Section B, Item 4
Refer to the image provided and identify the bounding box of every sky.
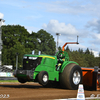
[0,0,100,57]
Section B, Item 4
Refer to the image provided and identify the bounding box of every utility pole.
[56,33,61,52]
[0,19,5,70]
[16,53,19,70]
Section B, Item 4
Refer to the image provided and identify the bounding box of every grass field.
[0,80,18,82]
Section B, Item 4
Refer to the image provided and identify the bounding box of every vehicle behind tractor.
[13,36,100,90]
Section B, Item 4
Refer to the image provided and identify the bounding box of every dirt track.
[0,82,100,100]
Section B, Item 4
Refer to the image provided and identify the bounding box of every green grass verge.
[0,80,18,82]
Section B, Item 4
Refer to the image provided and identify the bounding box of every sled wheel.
[38,71,49,87]
[17,78,26,83]
[60,63,82,90]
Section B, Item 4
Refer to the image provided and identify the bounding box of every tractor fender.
[60,61,79,73]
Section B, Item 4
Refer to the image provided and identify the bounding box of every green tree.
[78,48,84,54]
[2,25,31,68]
[68,50,88,67]
[36,29,56,55]
[84,54,95,67]
[99,52,100,57]
[85,48,90,54]
[58,46,62,51]
[26,31,38,51]
[66,46,70,51]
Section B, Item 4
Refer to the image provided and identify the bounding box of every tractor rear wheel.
[60,63,82,90]
[38,71,49,87]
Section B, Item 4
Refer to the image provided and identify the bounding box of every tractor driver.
[56,52,65,71]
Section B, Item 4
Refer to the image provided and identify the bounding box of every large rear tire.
[60,63,82,90]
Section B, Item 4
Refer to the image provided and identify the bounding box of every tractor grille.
[23,57,42,70]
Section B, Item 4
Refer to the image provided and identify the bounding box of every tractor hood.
[23,54,56,70]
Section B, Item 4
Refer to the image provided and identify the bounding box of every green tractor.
[13,38,82,90]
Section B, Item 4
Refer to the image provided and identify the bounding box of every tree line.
[1,25,100,68]
[58,46,100,67]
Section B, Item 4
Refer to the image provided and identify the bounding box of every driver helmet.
[60,53,65,58]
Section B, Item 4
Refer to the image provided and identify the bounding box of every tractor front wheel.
[17,78,27,83]
[60,63,82,90]
[38,71,49,87]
